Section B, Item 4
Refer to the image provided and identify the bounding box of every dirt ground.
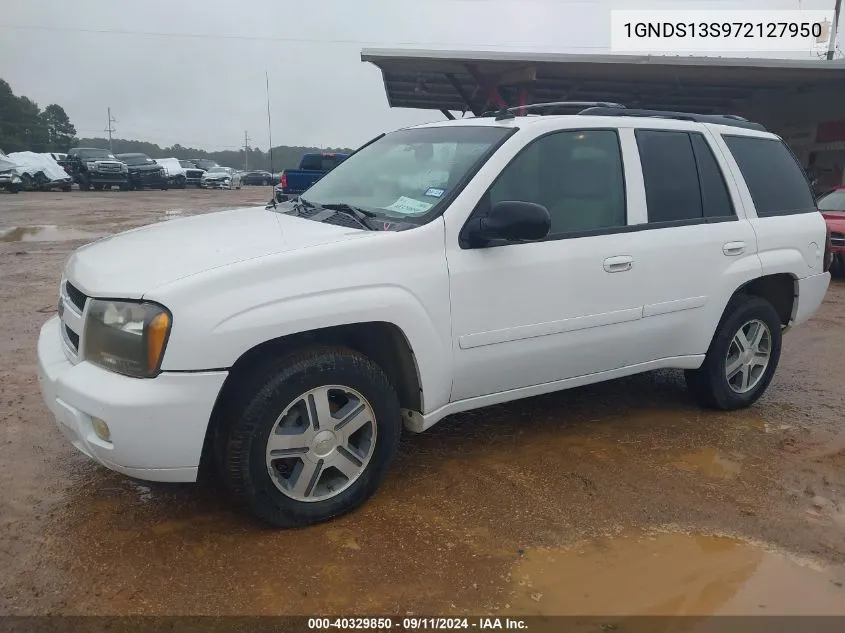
[1,189,845,617]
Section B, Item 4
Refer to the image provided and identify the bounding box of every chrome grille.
[831,232,845,247]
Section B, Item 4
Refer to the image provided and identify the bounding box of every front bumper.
[202,179,230,189]
[130,172,167,188]
[37,316,228,482]
[87,172,127,183]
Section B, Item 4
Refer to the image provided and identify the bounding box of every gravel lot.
[1,189,845,616]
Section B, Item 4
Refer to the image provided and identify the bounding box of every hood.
[202,171,231,179]
[64,206,370,298]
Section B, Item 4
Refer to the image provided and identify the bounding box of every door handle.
[723,241,746,256]
[603,255,633,273]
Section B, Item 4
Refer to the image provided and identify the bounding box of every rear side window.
[722,135,816,216]
[636,130,735,223]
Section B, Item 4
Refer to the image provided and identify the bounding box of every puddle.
[0,225,103,242]
[509,532,845,616]
[672,448,742,479]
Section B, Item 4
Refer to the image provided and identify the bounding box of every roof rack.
[480,101,627,119]
[577,106,767,131]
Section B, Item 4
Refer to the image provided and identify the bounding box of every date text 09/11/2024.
[307,618,528,630]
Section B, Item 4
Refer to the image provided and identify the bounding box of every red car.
[818,186,845,274]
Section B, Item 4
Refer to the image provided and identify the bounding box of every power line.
[0,23,610,50]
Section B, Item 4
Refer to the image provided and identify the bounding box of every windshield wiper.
[317,203,378,230]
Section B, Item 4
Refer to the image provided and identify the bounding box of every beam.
[445,73,481,116]
[466,64,507,110]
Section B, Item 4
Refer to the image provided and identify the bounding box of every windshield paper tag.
[385,196,434,215]
[424,187,445,198]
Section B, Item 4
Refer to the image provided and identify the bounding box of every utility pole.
[828,0,842,60]
[266,70,274,177]
[243,131,250,171]
[105,108,117,153]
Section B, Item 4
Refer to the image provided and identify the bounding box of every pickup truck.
[61,147,129,191]
[276,151,348,199]
[38,106,831,529]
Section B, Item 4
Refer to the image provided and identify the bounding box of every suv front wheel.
[219,347,402,527]
[685,295,782,410]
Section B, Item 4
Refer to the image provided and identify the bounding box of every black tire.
[93,183,103,191]
[219,346,402,528]
[684,294,782,410]
[8,184,20,194]
[61,185,72,192]
[177,176,186,189]
[78,176,90,191]
[119,183,129,191]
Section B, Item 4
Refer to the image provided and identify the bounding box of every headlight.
[86,161,98,170]
[83,299,172,378]
[120,163,128,172]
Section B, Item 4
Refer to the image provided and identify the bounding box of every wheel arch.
[734,273,796,327]
[199,321,423,475]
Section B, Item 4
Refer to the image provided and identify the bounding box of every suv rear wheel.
[218,346,402,527]
[685,295,782,410]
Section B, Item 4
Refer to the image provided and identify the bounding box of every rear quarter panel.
[709,129,827,279]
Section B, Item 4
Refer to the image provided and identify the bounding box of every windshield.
[818,189,845,211]
[78,149,116,160]
[301,126,511,220]
[179,161,195,168]
[118,154,151,166]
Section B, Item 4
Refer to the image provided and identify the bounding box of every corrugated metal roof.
[361,49,845,115]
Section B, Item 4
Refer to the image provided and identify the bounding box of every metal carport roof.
[361,48,845,117]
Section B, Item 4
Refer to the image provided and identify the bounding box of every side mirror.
[465,200,551,247]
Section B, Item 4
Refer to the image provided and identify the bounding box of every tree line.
[76,137,352,172]
[0,79,77,153]
[1,78,351,170]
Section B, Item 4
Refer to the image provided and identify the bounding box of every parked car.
[62,148,129,191]
[189,158,219,171]
[201,166,241,189]
[241,170,274,186]
[179,160,205,187]
[37,108,830,528]
[818,186,845,275]
[115,153,169,191]
[154,158,205,189]
[275,152,348,199]
[6,151,73,191]
[0,149,23,193]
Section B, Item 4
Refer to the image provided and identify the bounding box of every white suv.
[37,105,831,527]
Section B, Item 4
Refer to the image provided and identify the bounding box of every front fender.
[150,220,453,413]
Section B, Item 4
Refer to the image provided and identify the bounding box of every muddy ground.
[1,189,844,617]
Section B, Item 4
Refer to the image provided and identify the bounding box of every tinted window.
[488,130,626,235]
[636,130,702,223]
[690,134,734,218]
[723,135,816,216]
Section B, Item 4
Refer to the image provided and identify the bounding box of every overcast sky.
[1,0,840,151]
